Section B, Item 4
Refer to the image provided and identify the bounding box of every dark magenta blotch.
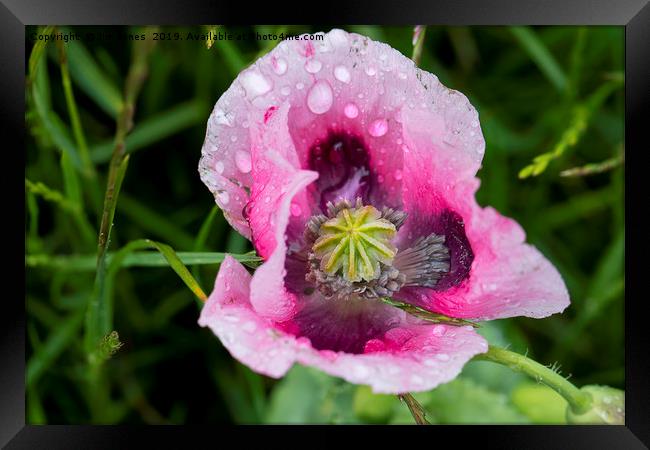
[307,132,374,212]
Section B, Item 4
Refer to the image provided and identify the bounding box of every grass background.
[25,25,624,424]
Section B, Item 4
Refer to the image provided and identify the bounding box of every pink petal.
[199,256,488,394]
[199,29,486,232]
[395,157,570,320]
[245,104,318,321]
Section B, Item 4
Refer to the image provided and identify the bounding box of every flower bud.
[566,385,624,424]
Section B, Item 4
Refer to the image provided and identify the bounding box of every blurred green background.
[25,25,624,424]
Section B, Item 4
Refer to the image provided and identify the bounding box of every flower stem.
[473,345,592,414]
[398,393,430,425]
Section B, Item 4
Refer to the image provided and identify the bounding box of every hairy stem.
[473,345,592,414]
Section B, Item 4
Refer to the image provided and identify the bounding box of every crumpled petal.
[199,29,485,234]
[199,256,488,394]
[395,115,570,319]
[246,103,318,321]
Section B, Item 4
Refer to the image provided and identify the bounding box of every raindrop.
[394,170,403,180]
[215,161,225,174]
[272,57,288,75]
[290,203,302,216]
[304,59,322,73]
[235,150,252,173]
[240,70,272,99]
[343,102,359,119]
[368,118,388,137]
[307,80,333,114]
[217,191,230,205]
[334,65,351,84]
[365,66,377,76]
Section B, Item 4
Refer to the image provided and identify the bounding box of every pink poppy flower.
[198,29,569,393]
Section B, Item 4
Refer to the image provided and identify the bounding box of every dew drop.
[214,109,234,127]
[272,57,288,75]
[215,161,224,174]
[304,59,322,73]
[368,118,388,137]
[240,69,272,99]
[343,102,359,119]
[334,65,351,83]
[307,80,333,115]
[217,191,230,205]
[235,150,252,173]
[296,82,304,90]
[290,203,302,216]
[280,85,291,96]
[365,66,377,76]
[436,353,450,361]
[394,169,403,180]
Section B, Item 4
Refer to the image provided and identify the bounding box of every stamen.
[393,233,450,288]
[304,198,451,301]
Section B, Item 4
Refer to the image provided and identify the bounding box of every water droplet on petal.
[334,65,351,83]
[215,161,224,174]
[235,150,252,173]
[394,170,403,180]
[214,109,234,127]
[307,80,333,115]
[272,57,288,75]
[296,82,304,90]
[304,59,322,73]
[343,102,359,119]
[368,118,388,137]
[290,203,302,216]
[240,70,272,99]
[280,85,291,96]
[436,353,450,361]
[365,66,377,76]
[217,191,230,205]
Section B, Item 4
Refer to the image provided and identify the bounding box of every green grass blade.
[89,100,206,163]
[62,36,123,118]
[27,310,84,388]
[117,194,196,250]
[26,251,262,271]
[510,26,567,93]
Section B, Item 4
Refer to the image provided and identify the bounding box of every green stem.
[411,26,427,66]
[473,345,592,414]
[398,393,430,425]
[96,27,158,260]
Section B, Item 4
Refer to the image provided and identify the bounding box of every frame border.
[10,0,649,447]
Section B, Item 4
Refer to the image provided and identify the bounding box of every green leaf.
[265,365,359,424]
[422,378,530,424]
[511,382,568,424]
[353,385,396,423]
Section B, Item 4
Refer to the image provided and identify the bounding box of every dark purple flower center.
[279,131,476,354]
[308,132,373,212]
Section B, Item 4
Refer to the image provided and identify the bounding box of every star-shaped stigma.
[312,203,398,283]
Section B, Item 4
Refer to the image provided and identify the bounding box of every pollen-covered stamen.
[393,233,451,288]
[312,202,397,283]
